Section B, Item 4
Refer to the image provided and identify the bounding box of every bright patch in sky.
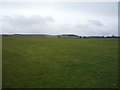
[0,2,118,36]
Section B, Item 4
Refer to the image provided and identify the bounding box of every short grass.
[2,36,118,88]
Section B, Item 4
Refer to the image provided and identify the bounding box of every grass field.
[2,36,118,88]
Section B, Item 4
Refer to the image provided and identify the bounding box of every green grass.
[2,36,118,88]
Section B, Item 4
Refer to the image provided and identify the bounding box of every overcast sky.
[0,2,118,36]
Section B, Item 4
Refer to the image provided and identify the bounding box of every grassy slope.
[2,36,118,88]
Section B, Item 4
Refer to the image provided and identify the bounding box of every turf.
[2,36,118,88]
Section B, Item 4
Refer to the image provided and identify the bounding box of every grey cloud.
[88,19,104,27]
[2,15,54,34]
[46,16,54,22]
[1,15,117,36]
[73,24,97,35]
[73,21,117,36]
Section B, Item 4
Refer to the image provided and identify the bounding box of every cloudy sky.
[0,2,118,36]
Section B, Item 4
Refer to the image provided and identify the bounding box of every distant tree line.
[58,34,120,38]
[2,34,120,38]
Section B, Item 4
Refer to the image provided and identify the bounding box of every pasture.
[2,36,118,88]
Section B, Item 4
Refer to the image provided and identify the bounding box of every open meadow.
[2,36,118,88]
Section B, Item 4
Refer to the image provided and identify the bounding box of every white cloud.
[0,2,118,36]
[0,0,119,2]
